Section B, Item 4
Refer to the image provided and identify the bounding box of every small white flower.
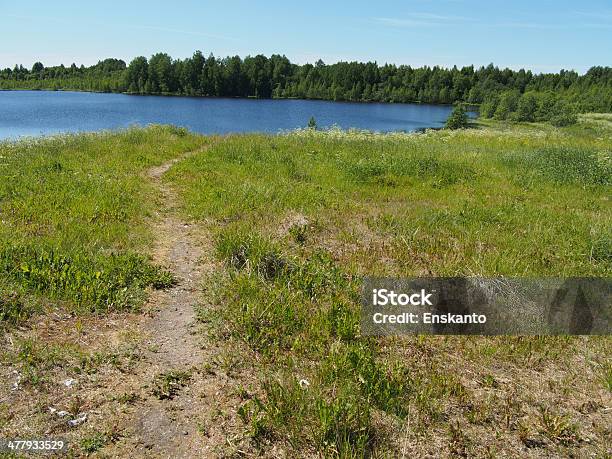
[298,378,310,389]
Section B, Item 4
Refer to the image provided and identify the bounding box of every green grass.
[80,431,109,453]
[0,118,610,456]
[165,118,611,456]
[167,123,610,278]
[0,125,206,321]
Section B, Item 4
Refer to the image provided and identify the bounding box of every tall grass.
[167,123,610,278]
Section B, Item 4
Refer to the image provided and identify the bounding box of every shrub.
[550,103,578,127]
[445,105,469,129]
[514,92,538,122]
[479,95,499,118]
[535,91,558,121]
[494,91,520,120]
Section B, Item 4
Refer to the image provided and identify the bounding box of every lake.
[0,90,455,139]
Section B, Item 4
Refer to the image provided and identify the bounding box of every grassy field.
[0,117,610,457]
[0,126,207,323]
[164,116,611,456]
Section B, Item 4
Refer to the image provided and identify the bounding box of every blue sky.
[2,0,611,73]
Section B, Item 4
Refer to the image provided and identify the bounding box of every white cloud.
[375,17,440,27]
[374,12,470,28]
[495,21,611,30]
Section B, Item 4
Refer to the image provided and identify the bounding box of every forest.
[1,52,611,114]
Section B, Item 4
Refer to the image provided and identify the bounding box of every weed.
[161,121,611,456]
[237,397,271,444]
[67,395,86,416]
[501,146,611,186]
[152,370,192,400]
[449,422,471,457]
[11,338,70,387]
[4,121,610,456]
[590,235,611,263]
[481,374,499,388]
[80,426,120,453]
[0,125,205,321]
[80,432,107,453]
[538,407,580,446]
[314,395,372,457]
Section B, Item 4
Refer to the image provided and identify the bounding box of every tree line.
[1,52,610,113]
[480,90,579,126]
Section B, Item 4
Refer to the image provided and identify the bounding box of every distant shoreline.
[0,87,476,108]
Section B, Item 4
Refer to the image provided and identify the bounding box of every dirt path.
[122,143,234,458]
[145,157,204,369]
[0,140,245,457]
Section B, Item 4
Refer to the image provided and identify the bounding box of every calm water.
[0,90,455,139]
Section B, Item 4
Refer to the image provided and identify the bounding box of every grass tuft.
[152,369,192,400]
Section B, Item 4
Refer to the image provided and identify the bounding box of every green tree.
[535,92,558,121]
[514,92,538,121]
[148,53,175,93]
[188,51,205,94]
[479,94,499,118]
[445,105,469,129]
[244,55,271,98]
[125,56,148,93]
[31,62,44,74]
[494,90,520,120]
[224,56,246,96]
